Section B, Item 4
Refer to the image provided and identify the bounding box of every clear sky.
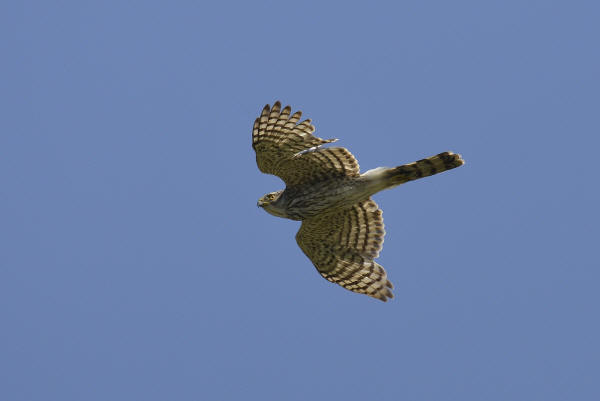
[2,1,599,400]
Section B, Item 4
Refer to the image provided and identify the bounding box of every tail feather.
[384,151,464,187]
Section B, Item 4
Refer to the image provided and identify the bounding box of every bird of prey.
[253,101,464,301]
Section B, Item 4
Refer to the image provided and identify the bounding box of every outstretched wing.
[295,198,394,301]
[252,101,360,187]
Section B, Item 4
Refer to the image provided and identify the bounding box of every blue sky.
[2,1,599,400]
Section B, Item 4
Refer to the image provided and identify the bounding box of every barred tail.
[383,151,464,188]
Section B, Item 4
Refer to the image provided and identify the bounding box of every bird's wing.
[295,198,393,301]
[252,101,360,187]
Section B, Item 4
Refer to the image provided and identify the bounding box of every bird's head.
[257,190,287,218]
[257,190,282,207]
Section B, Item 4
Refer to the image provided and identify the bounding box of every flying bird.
[253,101,464,301]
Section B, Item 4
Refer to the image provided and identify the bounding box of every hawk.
[253,101,464,301]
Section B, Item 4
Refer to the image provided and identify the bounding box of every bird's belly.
[284,180,368,219]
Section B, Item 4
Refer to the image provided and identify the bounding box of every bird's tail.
[386,151,464,186]
[363,152,464,191]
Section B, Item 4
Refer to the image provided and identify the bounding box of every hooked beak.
[257,200,264,208]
